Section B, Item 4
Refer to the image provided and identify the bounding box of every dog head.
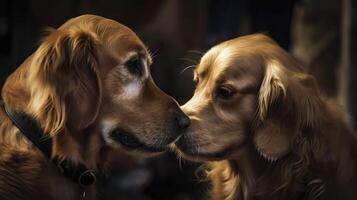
[25,15,189,160]
[175,34,322,162]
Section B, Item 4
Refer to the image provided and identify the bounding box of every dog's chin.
[104,128,179,154]
[174,145,227,162]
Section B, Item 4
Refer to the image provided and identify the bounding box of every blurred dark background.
[0,0,356,199]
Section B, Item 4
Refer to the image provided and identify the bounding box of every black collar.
[4,104,97,187]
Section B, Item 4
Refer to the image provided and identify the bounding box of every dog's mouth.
[174,134,245,161]
[107,128,178,153]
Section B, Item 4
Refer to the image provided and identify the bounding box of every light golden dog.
[175,34,357,200]
[0,15,189,200]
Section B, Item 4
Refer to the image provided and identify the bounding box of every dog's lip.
[175,144,229,161]
[125,142,166,153]
[174,134,246,161]
[109,128,180,153]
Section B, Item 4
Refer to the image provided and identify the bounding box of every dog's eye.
[126,57,143,76]
[215,86,235,99]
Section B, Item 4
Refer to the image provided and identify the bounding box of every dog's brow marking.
[114,51,149,101]
[141,57,149,80]
[120,80,142,100]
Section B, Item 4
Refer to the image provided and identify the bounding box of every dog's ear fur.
[254,59,323,160]
[27,28,102,134]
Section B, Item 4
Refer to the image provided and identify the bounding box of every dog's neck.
[207,144,269,200]
[225,124,357,200]
[1,61,104,169]
[0,67,94,198]
[228,145,270,199]
[311,118,357,198]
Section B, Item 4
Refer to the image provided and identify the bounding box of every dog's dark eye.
[126,57,143,76]
[215,86,235,99]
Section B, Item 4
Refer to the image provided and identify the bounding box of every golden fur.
[175,34,357,200]
[0,15,187,200]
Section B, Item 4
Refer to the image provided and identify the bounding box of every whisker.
[147,47,160,59]
[177,152,184,169]
[186,50,204,55]
[178,57,198,64]
[195,142,201,161]
[180,65,196,75]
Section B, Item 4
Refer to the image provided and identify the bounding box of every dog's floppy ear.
[28,28,102,134]
[254,59,322,161]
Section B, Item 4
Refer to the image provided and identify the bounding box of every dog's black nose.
[175,112,190,129]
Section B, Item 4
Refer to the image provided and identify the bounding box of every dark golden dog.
[0,15,189,200]
[175,34,357,200]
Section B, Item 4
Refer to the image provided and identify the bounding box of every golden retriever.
[0,15,189,200]
[174,34,357,200]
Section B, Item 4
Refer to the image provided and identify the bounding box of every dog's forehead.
[110,42,148,62]
[106,29,147,57]
[59,15,149,61]
[198,46,262,81]
[104,33,152,68]
[196,46,223,77]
